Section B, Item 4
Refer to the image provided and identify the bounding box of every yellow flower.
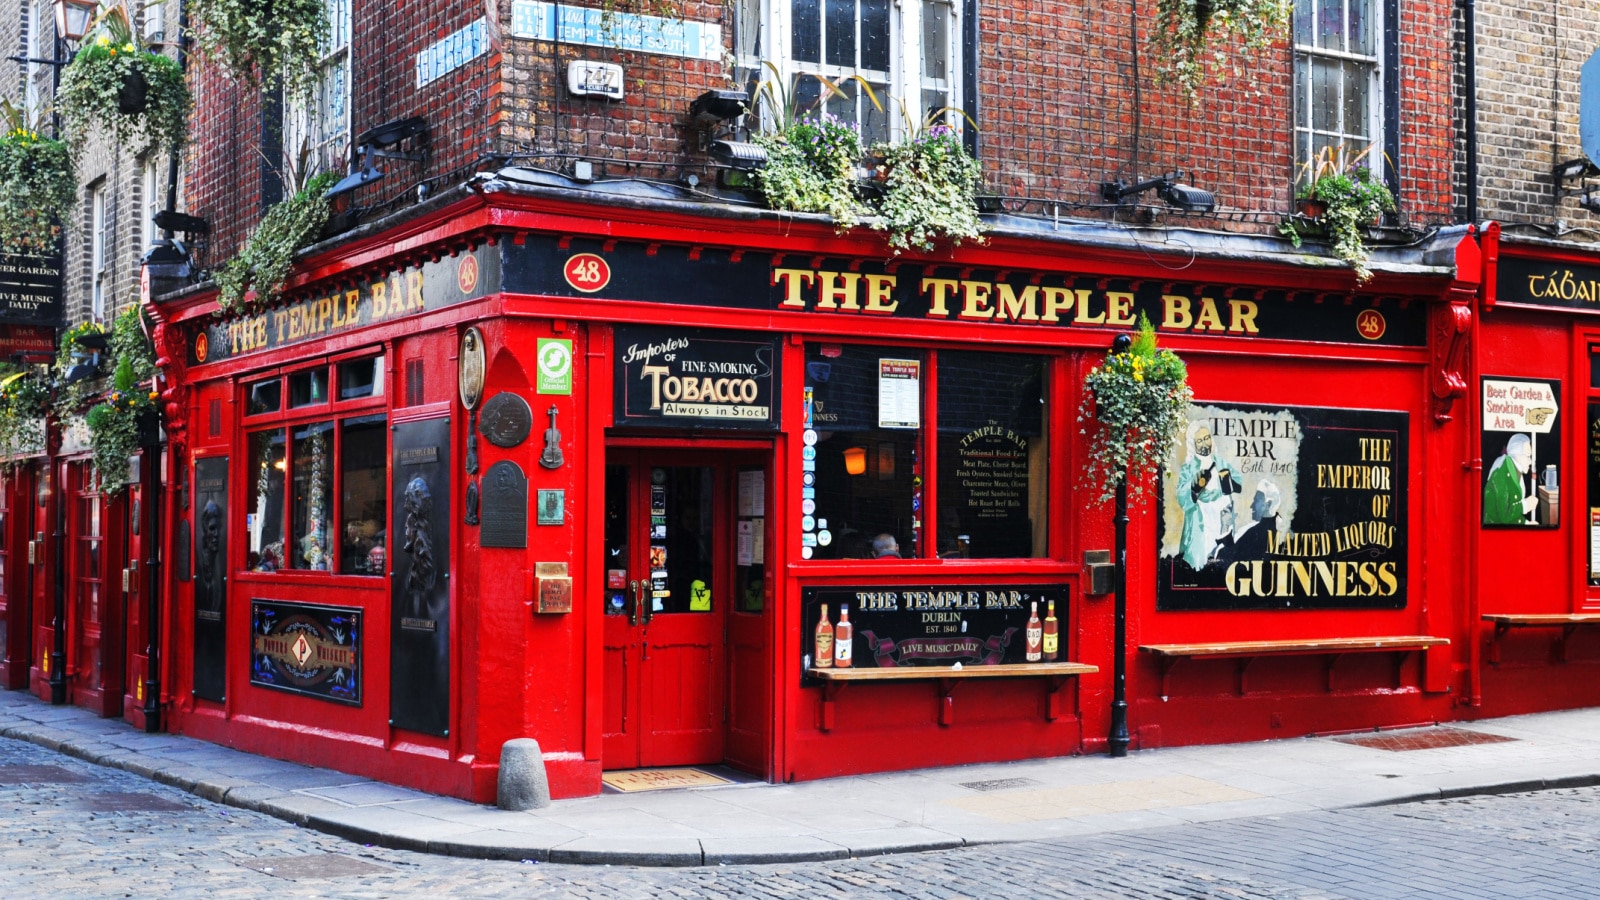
[123,43,135,52]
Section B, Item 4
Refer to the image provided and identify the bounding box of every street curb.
[6,701,1600,866]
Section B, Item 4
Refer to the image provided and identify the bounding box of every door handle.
[628,580,640,626]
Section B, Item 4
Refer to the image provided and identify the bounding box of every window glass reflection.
[340,415,387,575]
[291,421,334,570]
[247,429,287,571]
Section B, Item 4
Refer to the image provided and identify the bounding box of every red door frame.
[65,459,125,716]
[0,467,30,689]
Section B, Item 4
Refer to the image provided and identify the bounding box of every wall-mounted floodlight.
[1101,170,1217,213]
[326,117,429,199]
[690,90,749,129]
[1555,158,1599,182]
[709,140,768,170]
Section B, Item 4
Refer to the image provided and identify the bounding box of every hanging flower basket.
[1152,0,1292,98]
[0,104,74,253]
[82,308,161,493]
[189,0,330,97]
[1080,314,1194,504]
[58,36,191,156]
[869,123,984,254]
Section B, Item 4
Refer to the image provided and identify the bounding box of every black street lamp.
[1108,332,1133,758]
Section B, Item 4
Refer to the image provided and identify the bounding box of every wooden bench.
[1139,636,1449,696]
[1483,614,1600,663]
[808,662,1098,729]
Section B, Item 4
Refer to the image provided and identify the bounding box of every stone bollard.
[497,738,552,811]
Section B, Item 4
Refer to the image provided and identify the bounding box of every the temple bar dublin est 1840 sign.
[800,583,1069,685]
[1156,403,1409,611]
[614,326,781,430]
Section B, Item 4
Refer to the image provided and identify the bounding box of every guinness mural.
[614,326,781,429]
[1157,403,1409,611]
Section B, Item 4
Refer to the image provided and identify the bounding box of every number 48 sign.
[563,252,611,293]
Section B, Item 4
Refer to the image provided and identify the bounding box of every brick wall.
[1470,0,1600,233]
[183,0,1462,261]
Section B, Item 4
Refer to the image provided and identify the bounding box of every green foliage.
[0,372,50,461]
[0,101,74,254]
[189,0,329,98]
[83,307,160,493]
[753,112,866,227]
[215,171,340,315]
[58,37,191,156]
[870,124,982,254]
[53,320,110,420]
[1080,313,1194,504]
[1152,0,1292,98]
[1279,164,1396,284]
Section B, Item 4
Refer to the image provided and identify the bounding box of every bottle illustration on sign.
[1042,599,1058,661]
[1026,601,1043,662]
[834,604,853,668]
[814,604,834,669]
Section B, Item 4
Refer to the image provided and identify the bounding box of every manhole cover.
[959,777,1041,792]
[237,852,392,880]
[0,765,90,784]
[1336,727,1518,752]
[73,792,193,813]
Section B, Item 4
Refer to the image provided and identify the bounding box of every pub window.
[803,345,1051,560]
[242,355,387,575]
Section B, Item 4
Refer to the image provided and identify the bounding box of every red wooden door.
[68,462,123,716]
[602,450,732,769]
[0,468,26,689]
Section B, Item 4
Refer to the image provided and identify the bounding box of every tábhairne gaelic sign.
[190,245,499,365]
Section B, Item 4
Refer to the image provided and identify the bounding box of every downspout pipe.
[1464,0,1478,224]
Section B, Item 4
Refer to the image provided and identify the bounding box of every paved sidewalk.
[4,688,1598,867]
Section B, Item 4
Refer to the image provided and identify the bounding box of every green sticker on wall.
[537,338,573,394]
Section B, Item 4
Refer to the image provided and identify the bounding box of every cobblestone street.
[4,735,1599,898]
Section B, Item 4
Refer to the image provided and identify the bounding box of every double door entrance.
[602,448,768,772]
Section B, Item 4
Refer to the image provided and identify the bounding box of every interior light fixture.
[54,0,96,42]
[1100,170,1217,213]
[709,140,768,171]
[690,89,749,129]
[843,446,867,476]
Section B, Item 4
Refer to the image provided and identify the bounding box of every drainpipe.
[1463,0,1478,224]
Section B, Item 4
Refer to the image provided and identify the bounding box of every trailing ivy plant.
[214,170,340,315]
[1079,313,1193,504]
[52,320,111,421]
[0,100,74,254]
[189,0,329,98]
[870,122,983,254]
[0,370,51,462]
[58,26,191,157]
[1152,0,1292,98]
[753,112,867,227]
[83,307,160,492]
[1279,164,1395,284]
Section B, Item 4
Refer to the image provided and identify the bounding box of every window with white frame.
[25,0,44,121]
[141,160,161,254]
[89,183,108,322]
[285,0,350,180]
[1292,0,1382,184]
[737,0,962,145]
[142,0,166,44]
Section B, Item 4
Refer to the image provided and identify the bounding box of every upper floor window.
[1292,0,1382,184]
[25,0,45,120]
[737,0,963,145]
[285,0,350,178]
[89,182,108,322]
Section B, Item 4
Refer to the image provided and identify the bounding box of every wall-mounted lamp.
[326,116,428,199]
[709,140,768,170]
[843,446,867,476]
[55,0,97,42]
[1100,170,1216,213]
[690,89,749,128]
[1555,158,1599,182]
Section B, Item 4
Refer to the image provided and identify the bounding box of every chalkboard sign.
[799,583,1068,685]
